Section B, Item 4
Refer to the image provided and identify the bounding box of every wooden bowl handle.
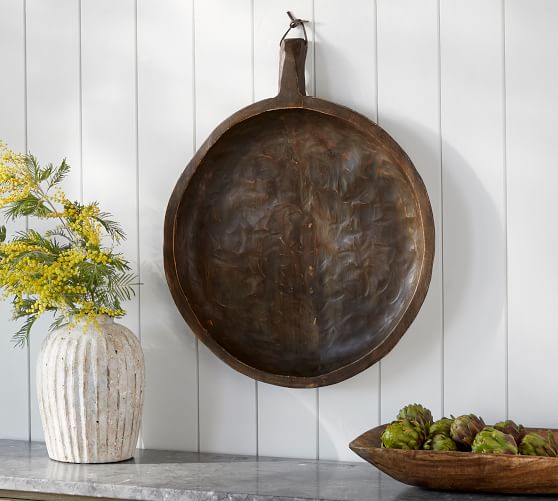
[278,38,307,101]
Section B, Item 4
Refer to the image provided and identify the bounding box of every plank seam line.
[312,0,316,98]
[191,0,200,455]
[250,0,258,459]
[437,0,445,419]
[22,0,31,444]
[134,0,141,346]
[78,0,83,203]
[374,0,381,427]
[502,0,509,421]
[133,0,142,449]
[312,0,319,461]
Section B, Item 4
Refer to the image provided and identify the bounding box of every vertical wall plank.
[314,0,380,461]
[81,0,139,336]
[195,0,253,146]
[376,0,443,422]
[253,0,317,460]
[440,0,506,422]
[137,0,198,451]
[314,0,377,120]
[195,0,257,455]
[0,0,29,441]
[257,382,316,459]
[507,0,558,427]
[26,0,81,441]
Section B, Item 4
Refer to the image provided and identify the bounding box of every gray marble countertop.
[0,440,550,501]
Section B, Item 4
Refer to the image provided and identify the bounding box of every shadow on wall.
[437,139,505,341]
[376,115,505,386]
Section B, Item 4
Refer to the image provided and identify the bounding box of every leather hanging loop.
[280,11,308,44]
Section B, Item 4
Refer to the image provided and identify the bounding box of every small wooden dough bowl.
[350,424,558,494]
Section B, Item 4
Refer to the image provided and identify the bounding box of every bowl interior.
[175,108,426,378]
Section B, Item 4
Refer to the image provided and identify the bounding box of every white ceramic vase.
[37,315,144,463]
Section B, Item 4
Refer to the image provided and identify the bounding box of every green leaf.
[4,194,52,219]
[48,159,70,189]
[0,226,6,243]
[39,163,54,182]
[14,229,64,255]
[49,315,69,333]
[25,155,41,181]
[107,272,138,302]
[44,226,73,243]
[106,253,131,272]
[95,210,126,241]
[12,315,37,348]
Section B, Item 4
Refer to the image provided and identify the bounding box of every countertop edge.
[0,474,336,501]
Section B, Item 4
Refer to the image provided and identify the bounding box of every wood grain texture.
[376,0,443,421]
[0,0,29,441]
[137,0,198,451]
[314,0,380,461]
[25,0,82,443]
[440,0,506,423]
[351,424,558,494]
[506,0,558,428]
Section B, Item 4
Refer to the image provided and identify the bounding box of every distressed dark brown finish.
[164,38,435,388]
[350,425,558,494]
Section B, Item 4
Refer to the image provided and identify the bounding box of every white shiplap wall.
[0,0,555,461]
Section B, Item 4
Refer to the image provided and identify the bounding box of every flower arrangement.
[0,142,136,346]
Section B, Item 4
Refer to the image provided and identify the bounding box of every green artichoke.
[471,427,518,455]
[429,418,453,438]
[450,414,486,448]
[397,404,433,433]
[519,431,558,457]
[381,419,426,450]
[494,420,526,444]
[423,434,458,452]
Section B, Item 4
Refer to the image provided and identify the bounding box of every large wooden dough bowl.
[164,38,434,388]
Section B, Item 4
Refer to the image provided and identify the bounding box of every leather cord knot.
[280,11,308,44]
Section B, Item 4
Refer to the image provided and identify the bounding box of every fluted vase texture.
[37,315,145,463]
